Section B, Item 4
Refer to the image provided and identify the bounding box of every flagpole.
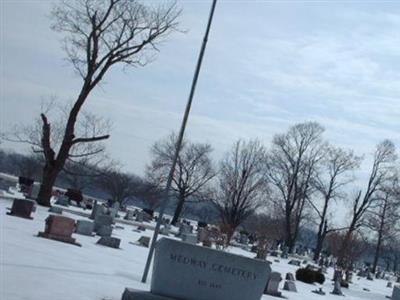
[141,0,218,283]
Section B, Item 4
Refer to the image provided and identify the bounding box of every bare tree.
[337,140,397,269]
[6,0,180,206]
[266,122,326,253]
[310,146,361,261]
[213,139,268,244]
[95,167,140,204]
[367,171,400,273]
[147,133,215,225]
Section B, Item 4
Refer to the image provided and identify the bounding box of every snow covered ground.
[0,198,396,300]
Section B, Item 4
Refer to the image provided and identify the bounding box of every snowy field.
[0,198,396,300]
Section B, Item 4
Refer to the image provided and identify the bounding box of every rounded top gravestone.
[151,238,271,300]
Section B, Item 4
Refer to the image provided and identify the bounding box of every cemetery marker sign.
[124,238,271,300]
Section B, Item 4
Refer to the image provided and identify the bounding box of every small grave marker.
[7,199,35,219]
[97,236,121,249]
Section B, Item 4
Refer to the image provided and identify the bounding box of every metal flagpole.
[141,0,218,283]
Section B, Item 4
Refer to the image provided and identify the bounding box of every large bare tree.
[213,139,268,244]
[9,0,180,206]
[266,122,326,253]
[337,140,397,269]
[147,133,215,225]
[310,146,361,261]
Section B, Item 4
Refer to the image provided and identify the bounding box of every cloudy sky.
[1,0,399,182]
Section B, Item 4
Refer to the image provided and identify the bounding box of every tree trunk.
[171,193,185,225]
[36,166,59,206]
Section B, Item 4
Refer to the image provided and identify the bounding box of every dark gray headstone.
[97,225,113,237]
[137,236,150,248]
[150,238,271,300]
[387,282,393,288]
[288,260,301,266]
[182,233,197,245]
[283,280,297,292]
[97,236,120,249]
[312,288,326,295]
[94,214,113,232]
[331,280,344,296]
[286,272,295,281]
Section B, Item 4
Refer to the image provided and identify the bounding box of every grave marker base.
[38,232,81,247]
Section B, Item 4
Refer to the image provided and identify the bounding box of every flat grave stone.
[7,199,35,219]
[75,220,94,236]
[393,285,400,300]
[123,238,271,300]
[97,236,121,249]
[48,206,63,214]
[312,288,326,295]
[288,259,301,266]
[38,215,80,246]
[136,236,150,248]
[283,280,297,292]
[264,271,282,297]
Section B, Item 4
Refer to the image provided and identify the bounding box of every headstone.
[94,214,114,232]
[286,272,295,281]
[55,196,69,207]
[75,220,94,236]
[124,210,135,220]
[97,225,113,237]
[283,280,297,292]
[264,272,282,297]
[137,225,146,231]
[7,199,35,219]
[281,246,289,259]
[182,233,197,245]
[137,236,150,248]
[38,215,80,246]
[387,282,393,288]
[97,236,121,249]
[288,260,301,266]
[123,238,271,300]
[160,225,171,236]
[367,272,374,281]
[90,201,104,219]
[256,247,267,260]
[135,211,144,222]
[179,223,192,236]
[202,239,212,248]
[331,279,343,296]
[393,285,400,300]
[197,228,209,243]
[48,206,63,214]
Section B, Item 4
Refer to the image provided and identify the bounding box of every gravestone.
[182,233,197,245]
[367,272,374,281]
[283,280,297,292]
[48,206,63,214]
[135,211,144,222]
[97,236,121,249]
[75,220,94,236]
[137,236,150,248]
[124,210,135,220]
[264,272,282,297]
[55,195,69,207]
[331,280,343,296]
[7,199,35,219]
[387,282,393,288]
[122,238,271,300]
[202,239,212,248]
[94,214,114,232]
[288,260,301,266]
[393,285,400,300]
[38,215,80,246]
[286,272,295,281]
[197,228,209,243]
[90,201,104,219]
[281,246,289,259]
[97,225,113,237]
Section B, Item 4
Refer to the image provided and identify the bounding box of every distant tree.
[367,172,400,273]
[213,139,268,244]
[3,0,180,206]
[147,133,215,225]
[266,122,326,253]
[337,140,397,269]
[310,146,361,261]
[96,167,140,204]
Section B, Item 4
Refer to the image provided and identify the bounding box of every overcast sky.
[1,0,399,187]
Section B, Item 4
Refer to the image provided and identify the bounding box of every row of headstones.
[264,272,298,297]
